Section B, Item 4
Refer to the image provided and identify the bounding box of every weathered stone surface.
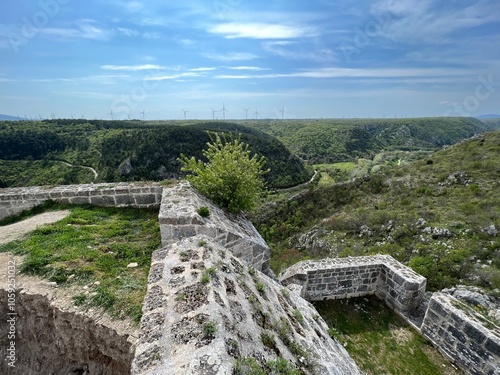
[0,290,135,375]
[421,293,500,375]
[158,182,271,275]
[0,183,163,220]
[132,236,363,375]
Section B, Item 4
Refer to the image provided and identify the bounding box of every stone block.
[69,197,91,205]
[485,337,500,357]
[115,194,135,206]
[90,195,116,206]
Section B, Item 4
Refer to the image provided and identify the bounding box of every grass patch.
[314,296,462,375]
[0,203,161,324]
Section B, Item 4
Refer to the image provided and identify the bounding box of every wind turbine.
[127,114,131,120]
[279,105,286,120]
[243,108,250,120]
[51,113,55,120]
[141,109,146,121]
[254,109,259,120]
[107,110,114,120]
[211,108,218,120]
[182,109,189,120]
[220,103,228,120]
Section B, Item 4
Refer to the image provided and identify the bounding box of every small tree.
[179,133,267,213]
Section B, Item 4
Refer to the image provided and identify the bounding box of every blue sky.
[1,0,499,120]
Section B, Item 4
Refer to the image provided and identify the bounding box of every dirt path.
[0,210,71,245]
[55,160,98,180]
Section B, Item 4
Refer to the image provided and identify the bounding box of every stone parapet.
[132,236,363,375]
[279,255,426,315]
[159,182,271,274]
[0,183,163,220]
[421,293,500,375]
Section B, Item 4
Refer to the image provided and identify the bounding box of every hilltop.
[0,120,311,189]
[251,131,500,291]
[248,117,489,163]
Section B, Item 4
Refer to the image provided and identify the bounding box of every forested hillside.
[251,131,500,291]
[0,120,311,189]
[249,117,488,163]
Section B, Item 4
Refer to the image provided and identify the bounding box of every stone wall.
[132,236,363,375]
[0,289,135,375]
[279,254,426,315]
[0,183,163,221]
[421,293,500,375]
[159,182,271,274]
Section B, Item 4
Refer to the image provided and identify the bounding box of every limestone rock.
[132,236,362,375]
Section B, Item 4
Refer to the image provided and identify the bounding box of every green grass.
[254,131,500,291]
[0,204,161,323]
[315,296,462,375]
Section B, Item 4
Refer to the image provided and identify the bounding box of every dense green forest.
[0,120,311,189]
[251,131,500,291]
[246,117,493,163]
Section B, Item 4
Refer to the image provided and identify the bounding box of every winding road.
[53,160,98,181]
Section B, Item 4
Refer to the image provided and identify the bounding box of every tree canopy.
[179,133,268,213]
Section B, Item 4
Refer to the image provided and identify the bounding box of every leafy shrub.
[179,133,268,213]
[197,206,210,217]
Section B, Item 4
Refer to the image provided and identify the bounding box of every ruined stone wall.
[0,289,135,375]
[279,255,426,315]
[0,183,163,221]
[159,182,271,274]
[421,293,500,375]
[132,236,363,375]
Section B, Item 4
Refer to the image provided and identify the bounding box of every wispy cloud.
[371,0,500,44]
[215,67,470,80]
[145,72,202,81]
[263,41,336,62]
[204,52,259,62]
[41,20,113,41]
[116,27,141,37]
[188,67,216,72]
[208,22,317,39]
[101,64,166,71]
[227,66,270,71]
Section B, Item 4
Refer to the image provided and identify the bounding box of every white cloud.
[101,64,166,71]
[40,20,112,41]
[208,22,317,39]
[145,72,202,81]
[188,67,216,72]
[227,66,270,71]
[263,41,336,62]
[371,0,500,44]
[204,52,259,62]
[215,67,470,80]
[117,28,140,37]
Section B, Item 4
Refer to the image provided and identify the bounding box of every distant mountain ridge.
[0,114,23,121]
[475,114,500,119]
[250,117,488,163]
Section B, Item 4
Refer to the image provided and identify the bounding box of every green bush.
[197,206,210,217]
[179,133,268,213]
